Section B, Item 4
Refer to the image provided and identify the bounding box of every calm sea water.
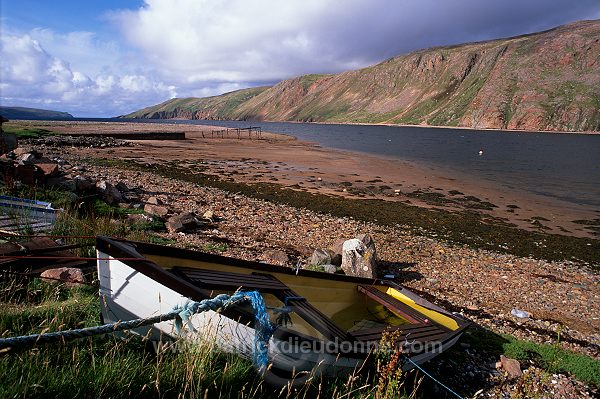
[118,119,600,208]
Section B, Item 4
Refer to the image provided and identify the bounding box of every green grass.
[298,74,326,91]
[1,125,57,139]
[0,281,263,398]
[203,243,228,253]
[463,328,600,387]
[90,200,164,233]
[0,184,79,209]
[503,337,600,386]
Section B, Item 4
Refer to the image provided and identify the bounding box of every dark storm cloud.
[304,0,600,69]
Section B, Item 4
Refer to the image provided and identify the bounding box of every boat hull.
[98,251,366,377]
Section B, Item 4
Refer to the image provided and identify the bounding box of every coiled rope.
[0,291,274,370]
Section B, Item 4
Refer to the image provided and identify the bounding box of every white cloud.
[1,0,599,116]
[27,29,122,77]
[112,0,366,83]
[0,33,176,117]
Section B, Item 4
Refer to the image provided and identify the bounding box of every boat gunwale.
[98,236,468,322]
[99,236,394,285]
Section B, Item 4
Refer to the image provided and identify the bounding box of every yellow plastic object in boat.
[386,287,460,331]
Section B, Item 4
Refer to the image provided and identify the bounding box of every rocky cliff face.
[125,20,600,132]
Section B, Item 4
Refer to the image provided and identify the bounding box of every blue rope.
[0,291,274,370]
[403,355,465,399]
[243,291,276,371]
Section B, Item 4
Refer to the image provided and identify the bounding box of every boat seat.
[171,267,354,343]
[358,285,429,324]
[171,267,289,292]
[347,319,388,332]
[351,322,449,344]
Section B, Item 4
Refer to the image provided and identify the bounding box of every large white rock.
[341,236,378,278]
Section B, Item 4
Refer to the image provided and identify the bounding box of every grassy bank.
[1,125,57,139]
[461,328,600,387]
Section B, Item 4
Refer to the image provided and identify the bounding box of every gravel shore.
[66,155,598,397]
[12,123,598,397]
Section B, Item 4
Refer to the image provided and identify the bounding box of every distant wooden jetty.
[206,126,262,139]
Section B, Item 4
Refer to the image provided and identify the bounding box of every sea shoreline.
[142,116,600,135]
[8,119,600,240]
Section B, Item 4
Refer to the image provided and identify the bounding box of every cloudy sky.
[1,0,599,117]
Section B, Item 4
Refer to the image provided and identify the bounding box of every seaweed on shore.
[89,158,600,268]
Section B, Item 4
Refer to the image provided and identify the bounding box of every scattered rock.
[34,160,59,176]
[309,248,331,266]
[46,176,76,191]
[128,213,153,223]
[115,181,129,192]
[328,238,345,266]
[322,264,337,273]
[202,210,216,222]
[74,176,94,192]
[147,196,162,205]
[144,203,169,217]
[96,180,123,205]
[40,267,86,286]
[165,212,202,233]
[19,153,36,165]
[499,355,523,379]
[24,135,130,148]
[263,249,289,265]
[12,147,28,157]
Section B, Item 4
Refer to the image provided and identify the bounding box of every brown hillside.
[126,20,600,132]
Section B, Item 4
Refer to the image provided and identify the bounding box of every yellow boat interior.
[98,237,467,347]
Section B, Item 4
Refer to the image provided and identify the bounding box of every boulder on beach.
[341,234,378,278]
[263,249,289,265]
[147,196,162,205]
[144,203,169,217]
[499,355,522,379]
[328,238,345,266]
[41,267,86,286]
[165,212,203,233]
[96,180,123,205]
[74,176,94,192]
[309,248,331,266]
